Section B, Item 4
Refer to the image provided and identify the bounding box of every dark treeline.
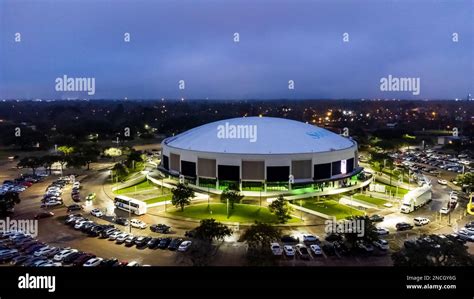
[0,99,472,150]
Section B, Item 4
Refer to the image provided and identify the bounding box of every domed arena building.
[159,117,364,195]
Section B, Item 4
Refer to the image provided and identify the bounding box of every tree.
[369,152,391,173]
[193,219,232,243]
[268,195,292,224]
[241,221,281,250]
[112,163,128,182]
[220,187,243,210]
[57,145,75,156]
[104,147,122,161]
[17,157,42,175]
[171,183,194,212]
[67,155,87,169]
[126,149,143,169]
[0,191,21,216]
[456,172,474,192]
[241,222,282,266]
[41,155,57,175]
[392,235,474,266]
[77,143,101,170]
[342,216,379,249]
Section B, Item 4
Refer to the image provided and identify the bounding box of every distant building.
[437,136,460,145]
[386,123,397,128]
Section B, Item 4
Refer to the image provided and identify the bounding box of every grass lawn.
[352,194,388,206]
[114,180,156,194]
[168,203,301,224]
[375,181,409,196]
[144,194,172,204]
[301,199,364,220]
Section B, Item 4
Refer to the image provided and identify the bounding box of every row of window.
[162,155,355,181]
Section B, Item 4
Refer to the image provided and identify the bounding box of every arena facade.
[159,117,363,194]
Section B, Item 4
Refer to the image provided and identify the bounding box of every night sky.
[0,0,472,100]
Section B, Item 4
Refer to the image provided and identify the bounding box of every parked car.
[369,214,384,222]
[90,208,103,218]
[83,257,103,267]
[124,235,137,247]
[101,258,119,267]
[67,204,82,212]
[130,219,147,229]
[158,238,172,249]
[108,231,122,241]
[73,253,96,266]
[168,238,183,250]
[295,244,310,260]
[310,244,322,256]
[147,238,161,249]
[414,217,430,226]
[270,243,283,256]
[34,211,54,219]
[283,245,295,257]
[373,239,389,250]
[150,224,170,233]
[375,227,390,236]
[53,249,78,262]
[177,240,192,252]
[396,222,413,231]
[134,236,152,247]
[113,233,128,244]
[457,230,474,242]
[302,234,319,244]
[113,217,129,226]
[439,207,450,215]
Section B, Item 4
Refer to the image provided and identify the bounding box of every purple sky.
[0,0,472,100]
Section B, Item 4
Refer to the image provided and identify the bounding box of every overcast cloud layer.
[0,0,472,100]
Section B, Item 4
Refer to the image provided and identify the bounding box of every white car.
[74,220,92,230]
[73,182,80,189]
[53,249,78,261]
[414,217,430,226]
[373,239,389,250]
[178,240,192,252]
[115,233,129,244]
[270,243,283,256]
[90,209,103,217]
[439,207,450,215]
[83,257,103,267]
[310,244,322,256]
[130,219,147,229]
[437,179,448,185]
[34,246,57,257]
[283,245,295,257]
[127,261,140,267]
[33,245,50,256]
[108,231,122,240]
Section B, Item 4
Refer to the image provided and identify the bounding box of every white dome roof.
[164,117,355,154]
